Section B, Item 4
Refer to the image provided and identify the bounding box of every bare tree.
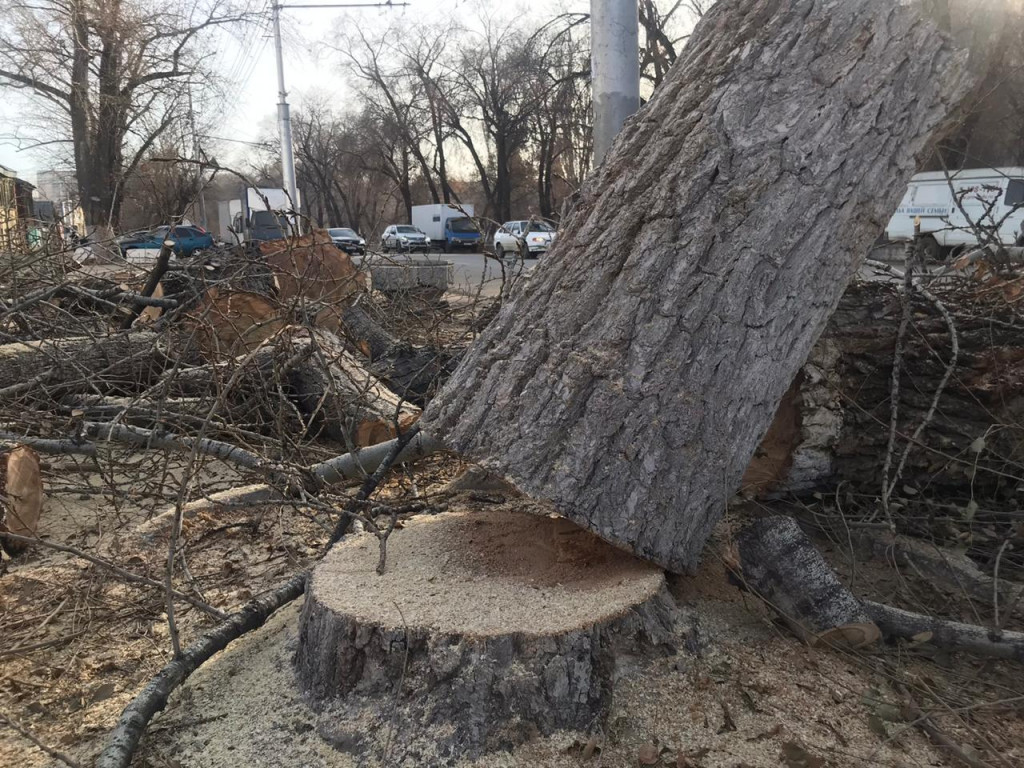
[0,0,244,234]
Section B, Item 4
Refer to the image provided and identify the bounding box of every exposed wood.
[122,239,173,329]
[260,231,368,331]
[737,515,880,649]
[296,506,681,763]
[421,0,975,572]
[281,329,421,446]
[0,446,43,556]
[187,288,289,356]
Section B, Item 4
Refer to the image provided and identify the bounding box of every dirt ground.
[1,443,1022,768]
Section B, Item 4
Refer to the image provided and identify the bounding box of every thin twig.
[0,532,227,620]
[0,711,83,768]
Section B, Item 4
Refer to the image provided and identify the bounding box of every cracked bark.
[422,0,976,572]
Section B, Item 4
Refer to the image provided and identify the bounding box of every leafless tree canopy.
[0,0,244,232]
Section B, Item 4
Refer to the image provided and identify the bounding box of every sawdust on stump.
[296,506,681,764]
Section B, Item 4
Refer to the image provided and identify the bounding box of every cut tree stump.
[420,0,976,573]
[737,515,880,649]
[295,504,682,763]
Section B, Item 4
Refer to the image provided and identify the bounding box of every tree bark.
[422,0,975,573]
[747,280,1024,500]
[737,515,880,649]
[0,331,180,399]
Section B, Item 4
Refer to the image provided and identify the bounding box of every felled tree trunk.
[284,329,421,446]
[745,280,1024,499]
[422,0,975,573]
[156,328,420,449]
[296,506,681,764]
[338,304,461,405]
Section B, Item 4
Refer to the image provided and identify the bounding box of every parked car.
[327,227,366,255]
[493,219,557,258]
[117,225,214,256]
[381,224,430,253]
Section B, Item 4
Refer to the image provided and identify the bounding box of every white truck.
[411,203,480,251]
[885,168,1024,258]
[219,187,301,244]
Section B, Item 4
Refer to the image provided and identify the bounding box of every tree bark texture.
[0,331,183,398]
[422,0,976,572]
[737,515,880,649]
[747,280,1024,499]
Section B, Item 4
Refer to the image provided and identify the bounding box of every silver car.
[381,224,430,253]
[493,219,557,258]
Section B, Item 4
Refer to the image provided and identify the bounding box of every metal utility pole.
[269,2,408,214]
[186,84,208,228]
[271,1,298,209]
[590,0,640,165]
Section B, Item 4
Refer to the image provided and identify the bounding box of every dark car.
[117,225,214,256]
[327,227,366,255]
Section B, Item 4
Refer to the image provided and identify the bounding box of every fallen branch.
[852,531,1023,617]
[135,430,446,537]
[0,711,82,768]
[0,532,226,620]
[865,600,1024,661]
[94,572,308,768]
[121,240,173,329]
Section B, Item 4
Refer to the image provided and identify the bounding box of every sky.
[0,0,592,183]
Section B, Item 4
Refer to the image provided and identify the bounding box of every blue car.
[117,225,214,257]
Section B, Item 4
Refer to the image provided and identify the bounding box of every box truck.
[885,168,1024,259]
[411,203,480,251]
[220,187,302,244]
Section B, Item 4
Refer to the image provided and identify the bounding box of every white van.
[885,167,1024,258]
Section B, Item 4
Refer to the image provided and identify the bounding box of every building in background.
[32,168,85,244]
[0,164,35,251]
[34,168,76,204]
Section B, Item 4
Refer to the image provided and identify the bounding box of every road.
[358,247,912,299]
[359,251,539,297]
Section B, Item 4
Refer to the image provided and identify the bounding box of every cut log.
[747,279,1024,502]
[279,329,421,447]
[737,515,880,649]
[296,505,681,763]
[338,304,461,405]
[0,446,43,556]
[149,326,419,448]
[260,231,368,331]
[188,288,289,356]
[0,331,188,400]
[421,0,976,572]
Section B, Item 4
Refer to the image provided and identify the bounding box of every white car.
[493,219,557,258]
[381,224,431,253]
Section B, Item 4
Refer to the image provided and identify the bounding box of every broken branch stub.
[422,0,976,572]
